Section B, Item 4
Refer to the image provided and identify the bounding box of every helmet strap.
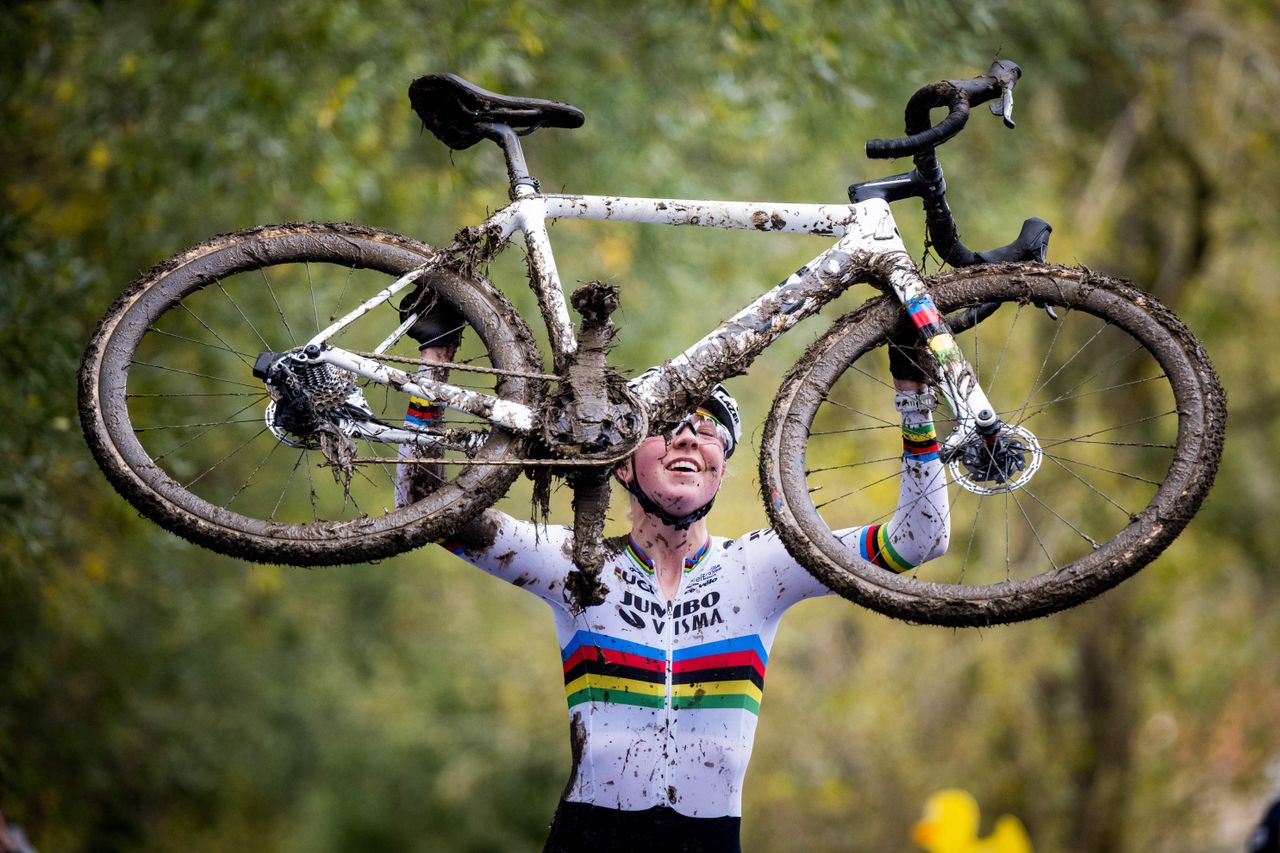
[615,467,717,531]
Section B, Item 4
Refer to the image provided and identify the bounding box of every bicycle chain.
[354,442,639,469]
[346,350,559,381]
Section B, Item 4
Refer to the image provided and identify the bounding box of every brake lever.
[985,58,1021,129]
[991,87,1015,128]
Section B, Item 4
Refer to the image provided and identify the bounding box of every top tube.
[538,195,863,237]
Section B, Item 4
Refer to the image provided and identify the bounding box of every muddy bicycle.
[79,60,1225,626]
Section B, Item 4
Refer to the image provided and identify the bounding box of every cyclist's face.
[626,413,728,518]
[662,412,731,452]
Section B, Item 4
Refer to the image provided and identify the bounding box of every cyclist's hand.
[399,279,464,350]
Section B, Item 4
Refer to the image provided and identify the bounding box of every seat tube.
[515,198,579,370]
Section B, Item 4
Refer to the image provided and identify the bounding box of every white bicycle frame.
[300,191,1001,458]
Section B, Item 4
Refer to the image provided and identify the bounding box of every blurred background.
[2,0,1277,850]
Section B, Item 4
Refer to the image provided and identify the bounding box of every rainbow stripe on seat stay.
[672,635,768,715]
[405,395,441,427]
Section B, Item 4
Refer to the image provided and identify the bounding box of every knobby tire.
[79,222,542,566]
[761,263,1225,626]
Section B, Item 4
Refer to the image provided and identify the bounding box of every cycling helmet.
[697,384,742,459]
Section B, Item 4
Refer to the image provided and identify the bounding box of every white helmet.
[698,384,742,458]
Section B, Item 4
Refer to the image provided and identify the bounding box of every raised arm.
[850,382,950,571]
[393,339,573,610]
[738,376,951,620]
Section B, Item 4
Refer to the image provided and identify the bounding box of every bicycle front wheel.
[79,222,542,566]
[762,263,1225,626]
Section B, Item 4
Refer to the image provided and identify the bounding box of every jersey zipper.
[662,555,689,808]
[662,596,674,806]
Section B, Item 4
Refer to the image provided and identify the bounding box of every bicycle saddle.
[408,73,585,151]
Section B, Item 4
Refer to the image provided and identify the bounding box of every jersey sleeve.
[435,511,576,611]
[742,409,951,620]
[392,361,574,611]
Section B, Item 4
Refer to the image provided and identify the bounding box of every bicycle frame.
[302,192,1001,457]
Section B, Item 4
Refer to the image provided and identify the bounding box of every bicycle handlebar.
[850,59,1047,270]
[865,59,1021,160]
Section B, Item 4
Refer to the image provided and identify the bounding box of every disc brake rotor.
[948,423,1043,496]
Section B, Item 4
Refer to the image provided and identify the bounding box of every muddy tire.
[79,222,542,566]
[761,263,1225,626]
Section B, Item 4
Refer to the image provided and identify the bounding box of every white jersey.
[423,411,948,819]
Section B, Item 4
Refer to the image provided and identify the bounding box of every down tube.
[629,233,883,426]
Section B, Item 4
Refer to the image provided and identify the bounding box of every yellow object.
[911,788,1033,853]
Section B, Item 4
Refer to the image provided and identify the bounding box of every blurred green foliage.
[2,0,1278,850]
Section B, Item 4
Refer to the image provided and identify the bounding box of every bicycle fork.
[881,254,1044,495]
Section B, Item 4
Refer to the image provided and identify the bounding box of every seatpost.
[478,122,540,199]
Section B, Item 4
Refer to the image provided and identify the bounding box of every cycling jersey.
[403,408,948,819]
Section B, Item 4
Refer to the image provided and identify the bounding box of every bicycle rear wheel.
[79,222,542,566]
[762,263,1225,626]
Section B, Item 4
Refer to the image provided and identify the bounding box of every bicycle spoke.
[1036,410,1176,450]
[134,415,266,432]
[1012,373,1170,421]
[1011,305,1069,425]
[366,441,402,488]
[983,300,1021,393]
[269,450,307,522]
[1003,491,1011,580]
[148,323,257,362]
[1042,450,1164,487]
[328,266,357,326]
[174,302,258,368]
[149,396,267,463]
[184,426,271,490]
[807,422,902,439]
[415,323,468,350]
[453,352,496,369]
[813,465,901,511]
[808,451,903,478]
[1028,333,1145,412]
[216,281,273,352]
[307,262,321,334]
[1042,452,1134,519]
[1008,486,1061,572]
[957,488,986,585]
[260,267,297,346]
[127,391,264,399]
[227,438,285,508]
[130,360,263,390]
[341,475,368,517]
[1018,483,1102,551]
[1046,437,1176,450]
[1021,314,1112,409]
[305,450,320,521]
